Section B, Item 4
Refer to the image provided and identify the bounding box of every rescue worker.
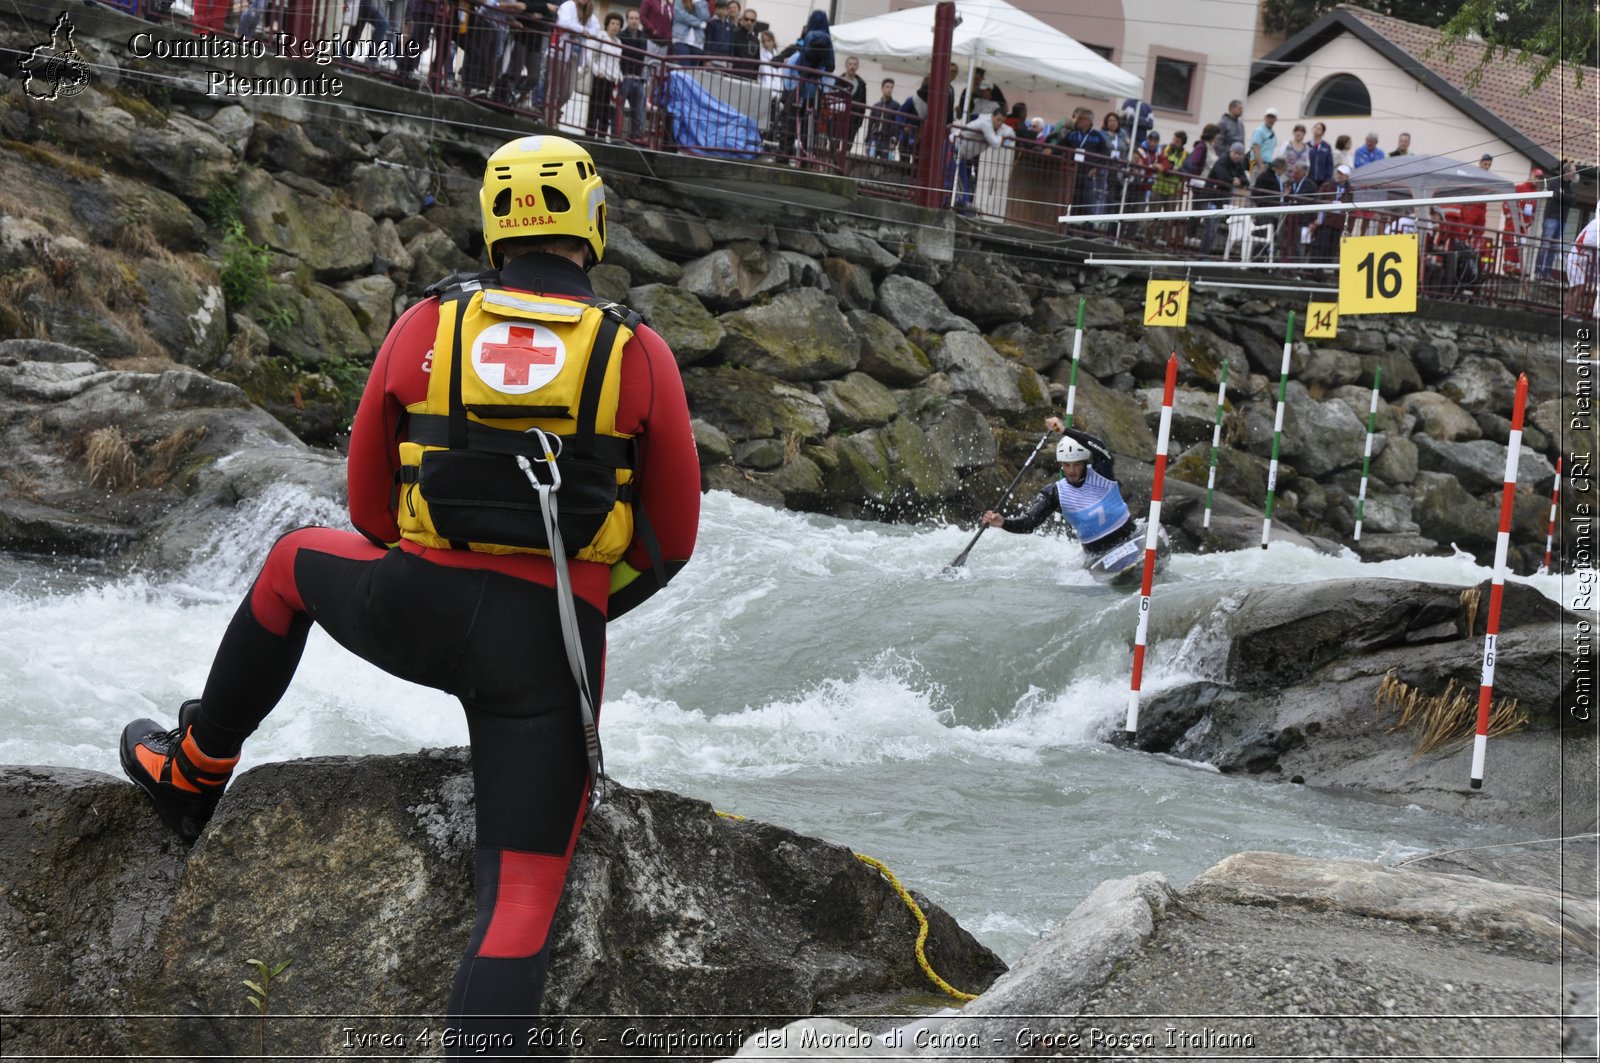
[980,417,1136,560]
[118,134,701,1054]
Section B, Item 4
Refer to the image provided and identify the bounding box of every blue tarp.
[664,70,763,160]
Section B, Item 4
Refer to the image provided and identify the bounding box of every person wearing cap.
[1253,154,1288,204]
[1249,107,1278,174]
[1390,131,1411,157]
[1309,162,1354,260]
[1353,132,1384,168]
[1201,140,1251,253]
[1478,152,1495,171]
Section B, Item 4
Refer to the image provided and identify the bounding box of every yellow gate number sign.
[1305,301,1339,338]
[1338,233,1419,314]
[1144,280,1190,327]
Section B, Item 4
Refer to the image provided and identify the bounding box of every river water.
[0,487,1561,964]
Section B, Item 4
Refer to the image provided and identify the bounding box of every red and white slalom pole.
[1540,457,1562,574]
[1127,353,1179,736]
[1470,372,1529,790]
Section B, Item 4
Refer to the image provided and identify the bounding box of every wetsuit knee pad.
[469,847,571,960]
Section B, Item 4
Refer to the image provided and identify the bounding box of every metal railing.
[102,0,1589,314]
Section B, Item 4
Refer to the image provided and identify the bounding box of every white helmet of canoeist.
[1056,438,1092,464]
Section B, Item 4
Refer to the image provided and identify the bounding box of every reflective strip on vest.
[1056,469,1131,544]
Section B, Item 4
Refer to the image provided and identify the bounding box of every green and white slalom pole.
[1126,353,1179,737]
[1352,366,1382,542]
[1064,297,1086,427]
[1471,372,1529,790]
[1261,311,1295,550]
[1202,363,1228,530]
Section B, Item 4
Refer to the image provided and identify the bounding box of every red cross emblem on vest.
[479,325,559,387]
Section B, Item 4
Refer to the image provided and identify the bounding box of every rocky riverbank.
[0,0,1583,573]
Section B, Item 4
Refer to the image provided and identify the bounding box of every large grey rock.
[237,167,377,281]
[1369,434,1418,485]
[849,311,932,386]
[876,275,977,334]
[1412,335,1460,379]
[1299,346,1363,389]
[819,229,900,274]
[334,275,399,349]
[927,333,1027,414]
[680,242,795,309]
[403,228,479,286]
[1277,381,1378,478]
[350,160,430,220]
[604,223,682,284]
[246,116,341,183]
[205,104,255,155]
[137,258,227,369]
[988,323,1066,373]
[691,418,733,465]
[718,289,859,381]
[819,419,961,507]
[936,264,1031,327]
[921,400,997,471]
[71,172,207,251]
[1188,851,1595,950]
[1411,472,1499,552]
[821,256,876,310]
[1143,324,1248,386]
[1441,355,1519,413]
[253,280,374,364]
[1064,372,1156,461]
[1399,391,1483,441]
[0,762,1004,1058]
[0,360,305,557]
[32,89,236,203]
[814,372,899,431]
[683,366,830,442]
[925,874,1176,1053]
[1413,435,1557,495]
[1360,348,1424,398]
[629,284,725,366]
[626,209,714,258]
[1135,386,1226,453]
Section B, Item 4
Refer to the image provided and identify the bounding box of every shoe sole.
[120,718,215,845]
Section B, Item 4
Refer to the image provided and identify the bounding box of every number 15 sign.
[1338,233,1418,314]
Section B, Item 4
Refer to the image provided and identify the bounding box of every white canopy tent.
[828,0,1144,99]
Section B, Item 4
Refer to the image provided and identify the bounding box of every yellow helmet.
[479,135,607,268]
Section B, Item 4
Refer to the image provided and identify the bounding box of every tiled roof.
[1253,4,1598,168]
[1338,6,1596,166]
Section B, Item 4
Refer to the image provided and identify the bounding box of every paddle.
[944,430,1053,571]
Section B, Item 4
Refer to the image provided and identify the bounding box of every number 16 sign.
[1338,233,1418,314]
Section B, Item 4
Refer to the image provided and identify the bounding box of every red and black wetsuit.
[188,253,700,1052]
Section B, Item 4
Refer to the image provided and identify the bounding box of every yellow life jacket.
[395,277,640,563]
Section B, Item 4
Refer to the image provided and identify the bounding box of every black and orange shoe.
[119,700,238,844]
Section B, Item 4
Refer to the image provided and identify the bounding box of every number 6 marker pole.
[1261,311,1295,549]
[1352,366,1382,541]
[1540,456,1562,574]
[1126,353,1178,736]
[1470,372,1529,790]
[1202,363,1227,530]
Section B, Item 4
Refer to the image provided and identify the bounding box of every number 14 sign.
[1338,233,1418,314]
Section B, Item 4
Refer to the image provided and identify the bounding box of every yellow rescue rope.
[715,811,977,1003]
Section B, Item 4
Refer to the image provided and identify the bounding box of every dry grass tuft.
[84,426,137,490]
[1375,670,1527,758]
[782,431,801,465]
[140,424,208,488]
[1460,585,1483,638]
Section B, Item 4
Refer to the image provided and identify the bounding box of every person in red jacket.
[119,134,701,1055]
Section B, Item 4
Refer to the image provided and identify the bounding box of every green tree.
[1437,0,1594,89]
[1261,0,1589,89]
